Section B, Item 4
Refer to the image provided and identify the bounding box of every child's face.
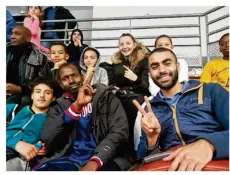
[155,37,173,51]
[219,35,229,57]
[28,6,41,17]
[83,50,98,68]
[50,45,69,64]
[119,36,136,57]
[72,31,82,43]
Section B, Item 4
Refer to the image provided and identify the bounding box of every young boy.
[49,42,69,80]
[6,77,56,171]
[79,47,108,85]
[200,33,229,90]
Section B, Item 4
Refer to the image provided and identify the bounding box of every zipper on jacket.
[13,114,35,137]
[167,83,204,146]
[169,106,185,145]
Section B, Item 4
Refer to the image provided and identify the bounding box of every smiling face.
[31,83,54,110]
[50,44,69,64]
[148,50,179,90]
[118,36,136,57]
[59,65,83,94]
[155,37,173,51]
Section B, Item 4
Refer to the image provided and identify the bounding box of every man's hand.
[163,139,214,171]
[54,60,67,69]
[133,96,161,148]
[73,84,96,110]
[6,83,21,96]
[15,141,38,161]
[79,161,98,171]
[123,65,138,81]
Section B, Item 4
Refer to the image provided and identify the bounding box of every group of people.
[6,6,229,171]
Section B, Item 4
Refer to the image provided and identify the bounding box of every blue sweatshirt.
[6,104,46,153]
[63,102,96,162]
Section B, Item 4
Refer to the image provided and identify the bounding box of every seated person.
[110,33,150,96]
[35,63,129,171]
[49,42,69,80]
[134,48,229,171]
[134,34,189,149]
[200,33,229,91]
[6,25,51,105]
[79,47,108,85]
[6,77,56,171]
[67,29,88,66]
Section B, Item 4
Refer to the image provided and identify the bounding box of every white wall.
[92,6,215,17]
[91,6,229,66]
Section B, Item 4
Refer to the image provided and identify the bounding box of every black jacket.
[110,44,150,96]
[41,6,78,39]
[6,43,51,95]
[111,58,150,96]
[41,84,130,170]
[67,29,88,66]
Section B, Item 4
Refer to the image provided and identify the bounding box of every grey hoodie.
[80,47,108,86]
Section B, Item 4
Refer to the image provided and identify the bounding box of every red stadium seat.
[133,146,229,171]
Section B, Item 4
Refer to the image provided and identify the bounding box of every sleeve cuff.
[51,67,58,71]
[146,137,159,151]
[64,104,83,120]
[89,156,103,168]
[133,76,142,85]
[7,137,21,150]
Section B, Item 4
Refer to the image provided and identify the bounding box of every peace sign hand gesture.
[133,96,161,148]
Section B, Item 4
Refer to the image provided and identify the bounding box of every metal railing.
[204,6,229,61]
[15,6,229,67]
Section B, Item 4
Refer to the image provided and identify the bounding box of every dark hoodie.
[67,29,88,67]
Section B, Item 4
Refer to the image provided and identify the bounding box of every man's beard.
[152,69,179,90]
[65,81,83,94]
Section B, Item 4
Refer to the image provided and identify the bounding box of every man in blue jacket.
[133,47,229,171]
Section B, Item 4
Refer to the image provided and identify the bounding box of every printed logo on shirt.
[81,103,92,117]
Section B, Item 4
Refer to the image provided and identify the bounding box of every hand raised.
[123,65,138,81]
[74,71,96,110]
[133,96,161,147]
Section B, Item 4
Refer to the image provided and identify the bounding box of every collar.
[63,92,78,101]
[158,81,188,100]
